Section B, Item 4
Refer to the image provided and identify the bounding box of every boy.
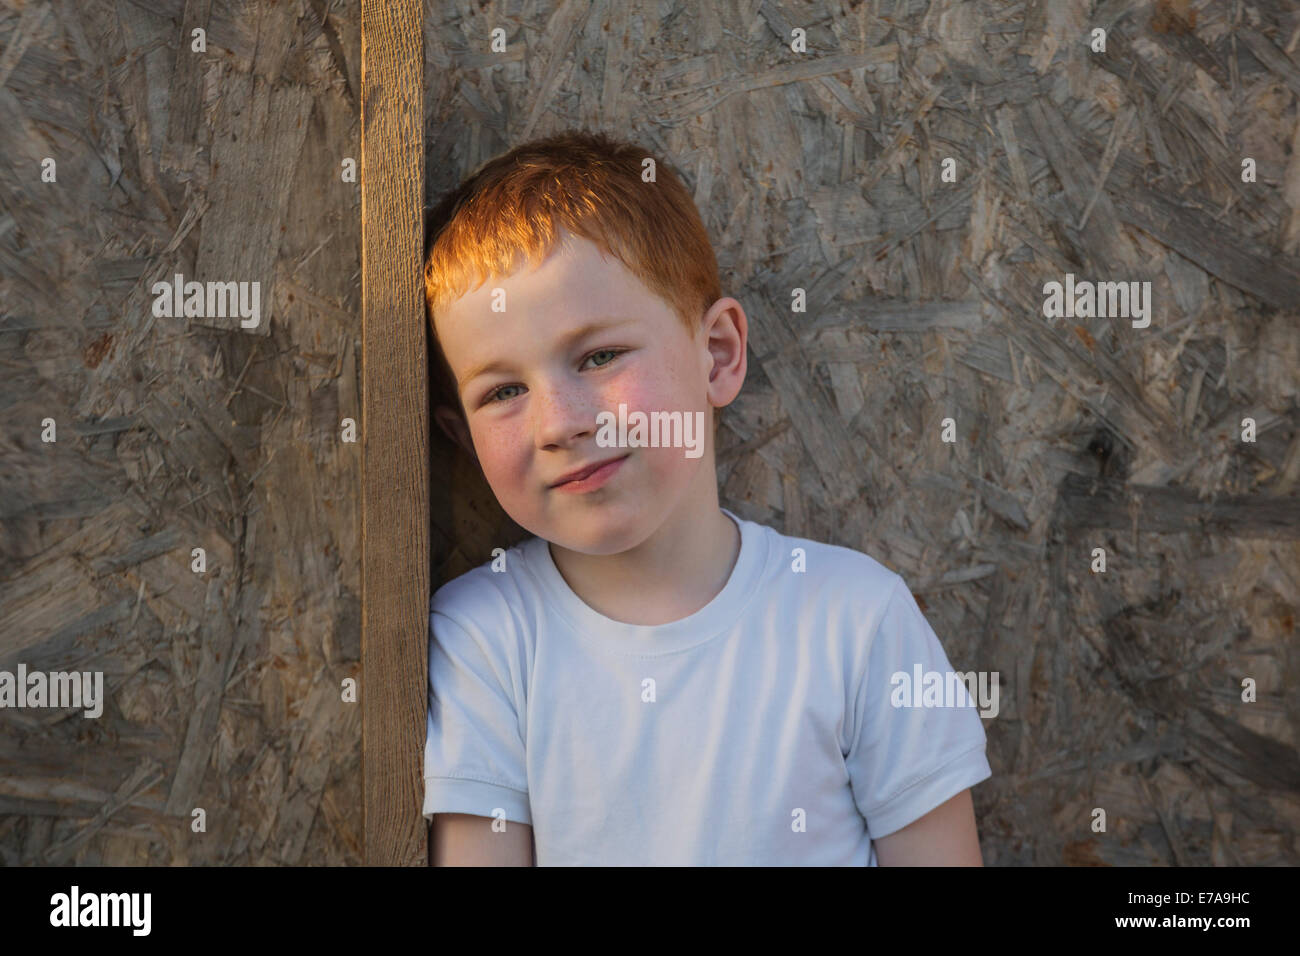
[422,129,992,866]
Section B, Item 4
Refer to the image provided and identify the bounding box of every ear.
[433,403,478,462]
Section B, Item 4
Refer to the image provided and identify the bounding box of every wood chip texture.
[1,0,360,864]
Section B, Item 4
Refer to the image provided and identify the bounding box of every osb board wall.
[1,0,361,864]
[426,0,1300,865]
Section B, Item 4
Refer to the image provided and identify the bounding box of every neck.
[547,481,740,627]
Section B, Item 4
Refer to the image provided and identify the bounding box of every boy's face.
[433,228,744,554]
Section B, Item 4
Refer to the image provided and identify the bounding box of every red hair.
[424,129,722,414]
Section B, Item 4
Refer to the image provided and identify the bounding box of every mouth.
[549,453,630,492]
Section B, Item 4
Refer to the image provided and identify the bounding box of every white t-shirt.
[423,507,992,865]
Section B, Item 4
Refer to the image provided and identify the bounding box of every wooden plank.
[165,0,214,148]
[1236,25,1300,100]
[1021,98,1134,276]
[163,576,235,816]
[193,68,313,335]
[360,0,426,867]
[1055,473,1300,539]
[1108,185,1300,313]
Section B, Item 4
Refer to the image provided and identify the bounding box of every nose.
[532,378,597,450]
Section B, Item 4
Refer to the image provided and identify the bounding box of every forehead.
[434,230,668,351]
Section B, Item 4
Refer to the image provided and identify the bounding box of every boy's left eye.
[581,348,624,370]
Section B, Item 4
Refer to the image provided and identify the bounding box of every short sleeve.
[846,575,992,839]
[422,605,531,825]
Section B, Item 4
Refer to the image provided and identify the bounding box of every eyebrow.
[456,316,638,392]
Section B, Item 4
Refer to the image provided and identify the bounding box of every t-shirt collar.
[525,507,770,655]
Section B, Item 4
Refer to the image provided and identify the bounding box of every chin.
[542,504,651,555]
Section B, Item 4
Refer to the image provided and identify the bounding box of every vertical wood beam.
[360,0,426,866]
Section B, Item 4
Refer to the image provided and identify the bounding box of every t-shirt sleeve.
[422,601,531,825]
[845,574,992,840]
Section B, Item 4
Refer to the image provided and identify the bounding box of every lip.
[549,454,629,492]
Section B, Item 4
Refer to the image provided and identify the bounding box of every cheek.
[641,442,697,485]
[470,420,528,480]
[602,365,679,414]
[603,364,703,477]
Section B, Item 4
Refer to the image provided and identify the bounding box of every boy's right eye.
[482,383,524,405]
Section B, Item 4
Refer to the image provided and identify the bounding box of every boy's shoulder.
[756,519,905,610]
[429,535,543,626]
